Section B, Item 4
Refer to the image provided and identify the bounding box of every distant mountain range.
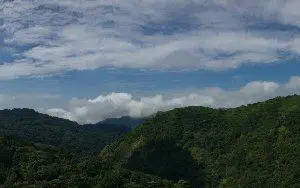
[100,116,146,128]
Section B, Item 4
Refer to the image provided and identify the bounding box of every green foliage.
[0,138,72,187]
[0,109,131,158]
[101,95,300,187]
[1,95,300,187]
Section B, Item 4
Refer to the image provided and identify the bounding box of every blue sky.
[1,0,300,123]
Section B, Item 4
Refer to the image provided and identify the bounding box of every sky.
[1,0,300,124]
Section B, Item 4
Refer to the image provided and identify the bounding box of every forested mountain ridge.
[0,135,177,187]
[0,108,131,157]
[100,116,145,128]
[99,95,300,187]
[1,95,300,187]
[0,109,177,187]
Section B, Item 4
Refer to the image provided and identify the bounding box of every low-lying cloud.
[42,76,300,124]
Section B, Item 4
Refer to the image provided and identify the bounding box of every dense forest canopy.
[0,95,300,187]
[0,109,131,158]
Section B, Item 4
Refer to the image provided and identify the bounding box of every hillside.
[0,136,75,187]
[0,109,131,158]
[1,96,300,187]
[0,136,179,187]
[99,95,300,187]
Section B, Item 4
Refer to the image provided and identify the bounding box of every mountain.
[0,109,141,187]
[0,135,177,187]
[100,116,145,128]
[0,136,75,187]
[99,95,300,187]
[1,95,300,187]
[0,109,131,158]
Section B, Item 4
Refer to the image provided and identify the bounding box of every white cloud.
[240,81,280,94]
[40,76,300,124]
[47,108,73,120]
[46,93,217,124]
[2,0,300,79]
[280,0,300,26]
[286,76,300,90]
[1,77,300,124]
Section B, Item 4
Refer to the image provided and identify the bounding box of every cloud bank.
[41,76,300,124]
[2,0,300,79]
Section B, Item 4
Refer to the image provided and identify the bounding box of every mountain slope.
[1,96,300,187]
[100,95,300,187]
[0,109,168,187]
[0,109,131,158]
[100,116,145,128]
[0,136,76,187]
[1,136,181,187]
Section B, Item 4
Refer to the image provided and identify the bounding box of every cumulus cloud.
[46,108,73,120]
[45,93,216,124]
[2,0,300,79]
[240,81,280,94]
[286,76,300,90]
[42,76,300,124]
[1,77,300,124]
